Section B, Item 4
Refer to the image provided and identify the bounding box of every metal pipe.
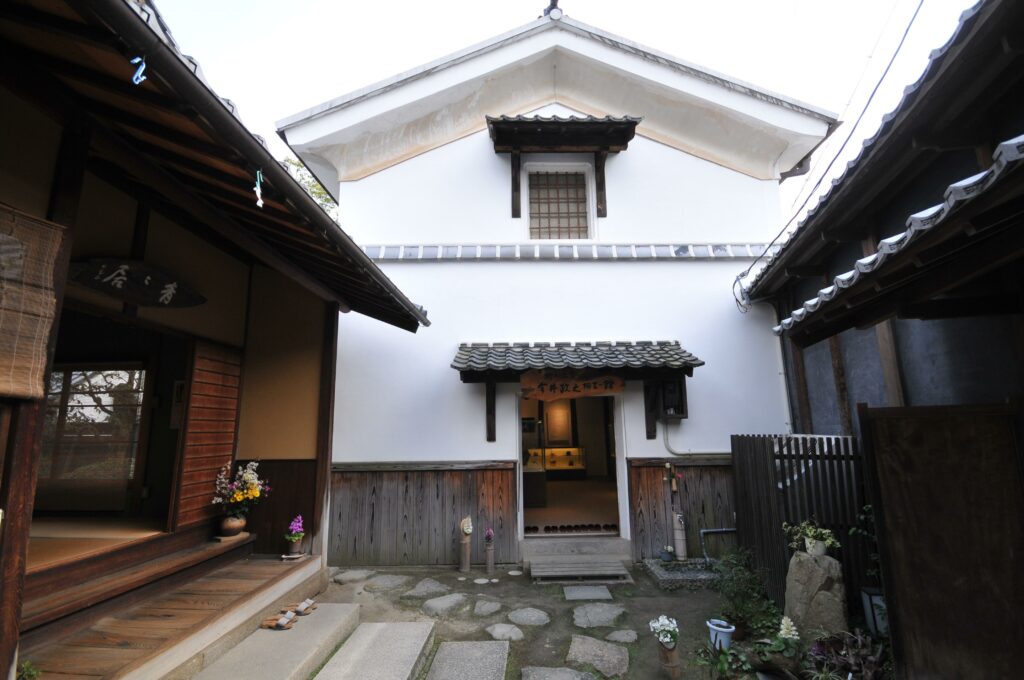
[700,527,736,565]
[84,0,431,330]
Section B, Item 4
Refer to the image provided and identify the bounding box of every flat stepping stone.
[566,635,629,678]
[564,585,612,601]
[474,599,503,616]
[508,570,523,576]
[508,607,550,626]
[196,604,358,680]
[474,578,490,585]
[604,630,637,643]
[401,578,449,599]
[334,569,376,584]
[486,623,524,641]
[425,641,508,680]
[363,574,409,591]
[314,621,433,680]
[522,668,598,680]
[422,592,467,617]
[572,603,624,628]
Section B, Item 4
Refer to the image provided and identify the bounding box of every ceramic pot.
[288,538,304,555]
[659,550,675,563]
[707,618,736,650]
[657,642,682,679]
[805,538,827,557]
[220,515,246,537]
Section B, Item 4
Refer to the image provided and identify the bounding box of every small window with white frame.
[524,163,595,239]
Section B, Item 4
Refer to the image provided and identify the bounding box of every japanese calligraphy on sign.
[520,369,625,401]
[69,259,206,308]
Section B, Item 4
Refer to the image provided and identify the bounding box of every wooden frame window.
[527,169,592,239]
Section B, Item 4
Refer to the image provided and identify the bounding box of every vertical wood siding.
[173,341,242,529]
[236,460,316,554]
[628,460,736,562]
[329,465,518,566]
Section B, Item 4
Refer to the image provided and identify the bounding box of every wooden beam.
[643,381,658,440]
[595,150,607,218]
[790,339,814,433]
[511,150,521,218]
[0,4,121,50]
[485,381,496,442]
[862,237,906,407]
[0,122,90,677]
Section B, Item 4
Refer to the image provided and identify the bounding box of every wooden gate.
[860,404,1024,679]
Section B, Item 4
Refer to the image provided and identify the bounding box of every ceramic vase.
[220,515,246,537]
[805,537,827,557]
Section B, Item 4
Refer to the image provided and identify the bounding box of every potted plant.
[484,527,495,574]
[750,616,802,675]
[659,544,676,563]
[285,514,305,555]
[211,461,270,537]
[783,518,840,557]
[706,618,736,649]
[711,550,781,641]
[649,614,682,678]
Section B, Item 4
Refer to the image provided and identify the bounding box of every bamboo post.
[459,516,473,573]
[657,643,682,679]
[485,543,495,575]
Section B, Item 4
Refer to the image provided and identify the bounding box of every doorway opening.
[26,310,187,573]
[522,396,618,536]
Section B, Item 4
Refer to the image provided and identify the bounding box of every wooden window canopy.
[486,115,641,218]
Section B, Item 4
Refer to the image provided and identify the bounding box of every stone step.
[314,622,434,680]
[425,641,509,680]
[530,556,631,582]
[194,603,359,680]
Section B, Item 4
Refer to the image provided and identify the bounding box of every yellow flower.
[253,489,260,498]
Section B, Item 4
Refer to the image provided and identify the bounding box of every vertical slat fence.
[731,434,869,609]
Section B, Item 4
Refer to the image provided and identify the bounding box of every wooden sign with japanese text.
[520,369,625,401]
[69,259,205,308]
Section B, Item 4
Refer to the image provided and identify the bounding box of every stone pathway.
[362,574,408,591]
[474,599,502,616]
[486,623,524,641]
[604,630,637,643]
[522,668,598,680]
[332,569,375,584]
[509,607,551,626]
[564,585,612,601]
[425,641,508,680]
[572,603,624,628]
[422,593,467,617]
[400,578,449,599]
[566,635,629,678]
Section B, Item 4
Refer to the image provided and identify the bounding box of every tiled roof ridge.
[451,340,705,372]
[773,130,1024,336]
[486,114,643,124]
[745,1,986,294]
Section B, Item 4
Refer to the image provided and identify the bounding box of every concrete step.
[520,537,631,567]
[425,641,508,680]
[194,603,359,680]
[314,622,434,680]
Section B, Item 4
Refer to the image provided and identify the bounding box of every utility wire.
[733,0,926,312]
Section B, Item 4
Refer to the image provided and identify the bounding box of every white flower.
[648,615,679,644]
[778,616,799,640]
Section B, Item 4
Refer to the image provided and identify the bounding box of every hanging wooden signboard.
[520,369,625,401]
[69,259,206,307]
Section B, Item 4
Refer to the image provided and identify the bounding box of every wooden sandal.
[282,599,318,615]
[261,611,297,630]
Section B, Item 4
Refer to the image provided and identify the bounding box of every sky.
[155,0,977,247]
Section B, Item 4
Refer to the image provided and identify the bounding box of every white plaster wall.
[335,122,780,245]
[334,260,791,462]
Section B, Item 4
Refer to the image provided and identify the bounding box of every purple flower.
[484,527,494,543]
[288,515,304,534]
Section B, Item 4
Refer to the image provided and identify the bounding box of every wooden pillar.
[0,122,90,677]
[595,150,608,217]
[822,275,854,435]
[643,381,658,440]
[862,237,906,407]
[790,340,815,433]
[485,382,496,442]
[510,150,521,218]
[313,302,340,557]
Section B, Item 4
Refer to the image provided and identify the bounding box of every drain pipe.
[700,528,736,565]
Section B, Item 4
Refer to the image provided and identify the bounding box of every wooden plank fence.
[731,434,869,608]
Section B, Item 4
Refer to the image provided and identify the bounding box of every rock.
[474,578,491,585]
[508,570,524,576]
[604,630,637,643]
[522,668,598,680]
[564,585,612,601]
[784,551,848,638]
[486,623,524,641]
[426,641,508,680]
[401,578,449,599]
[508,607,550,626]
[566,635,629,678]
[362,573,407,591]
[422,593,468,617]
[474,599,503,616]
[333,568,376,584]
[328,566,341,579]
[572,603,625,628]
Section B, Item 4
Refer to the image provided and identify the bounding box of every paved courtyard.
[319,564,722,679]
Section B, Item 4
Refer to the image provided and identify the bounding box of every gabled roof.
[0,0,429,332]
[277,13,836,191]
[744,0,1022,300]
[451,341,704,373]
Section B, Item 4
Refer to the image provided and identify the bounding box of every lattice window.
[528,172,589,239]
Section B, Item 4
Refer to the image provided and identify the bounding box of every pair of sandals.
[260,598,318,630]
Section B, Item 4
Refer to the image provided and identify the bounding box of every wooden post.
[0,122,90,677]
[657,643,682,679]
[459,534,472,573]
[314,302,340,557]
[862,237,906,407]
[643,381,658,440]
[485,381,496,442]
[511,150,521,218]
[595,150,608,217]
[485,542,495,575]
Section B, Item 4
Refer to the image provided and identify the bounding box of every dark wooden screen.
[329,464,518,566]
[860,404,1024,679]
[731,434,868,607]
[628,460,736,562]
[172,341,242,530]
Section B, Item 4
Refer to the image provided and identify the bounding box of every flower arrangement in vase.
[285,515,305,555]
[650,615,682,678]
[212,461,270,536]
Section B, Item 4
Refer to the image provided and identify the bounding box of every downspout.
[85,0,430,330]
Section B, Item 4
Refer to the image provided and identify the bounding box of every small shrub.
[694,642,753,679]
[17,662,41,680]
[711,549,781,637]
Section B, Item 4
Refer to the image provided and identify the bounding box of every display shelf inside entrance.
[526,448,586,470]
